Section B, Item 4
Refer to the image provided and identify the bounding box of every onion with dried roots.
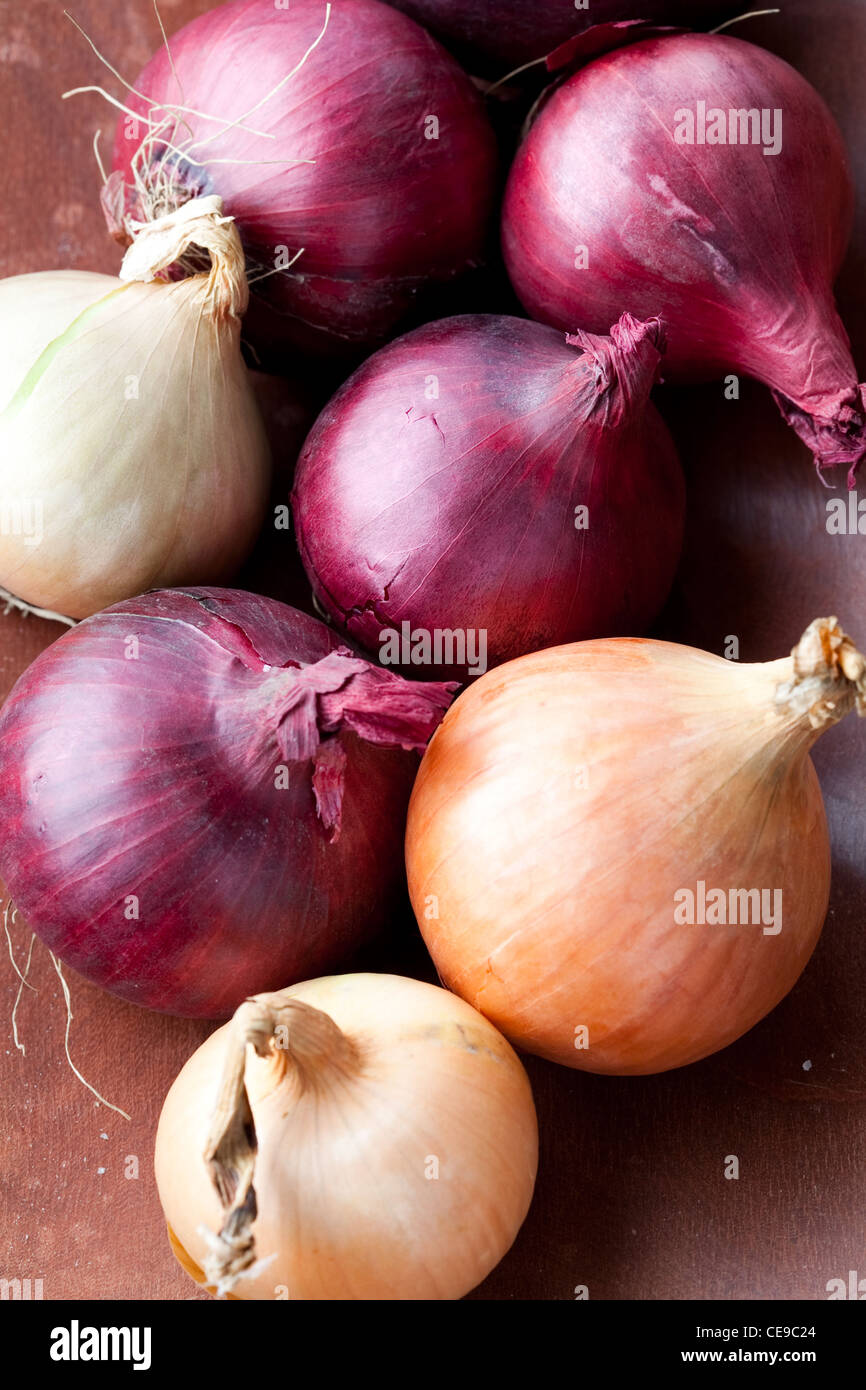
[104,0,499,357]
[0,196,270,619]
[406,618,866,1074]
[155,973,538,1300]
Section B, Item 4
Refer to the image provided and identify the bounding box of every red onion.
[502,33,866,484]
[0,588,453,1018]
[385,1,738,70]
[292,313,685,679]
[107,0,498,357]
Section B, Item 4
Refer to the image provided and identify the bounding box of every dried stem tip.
[119,195,249,320]
[776,616,866,729]
[201,991,356,1295]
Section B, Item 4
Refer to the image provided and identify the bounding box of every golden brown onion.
[406,618,865,1074]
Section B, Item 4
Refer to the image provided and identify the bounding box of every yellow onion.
[0,196,270,618]
[155,973,538,1300]
[406,618,866,1075]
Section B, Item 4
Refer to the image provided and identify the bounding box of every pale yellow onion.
[155,973,538,1300]
[0,196,270,618]
[406,618,866,1075]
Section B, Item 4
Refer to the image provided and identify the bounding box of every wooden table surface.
[1,0,863,1301]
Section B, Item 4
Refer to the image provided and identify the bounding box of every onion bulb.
[0,196,270,618]
[0,587,454,1018]
[107,0,498,358]
[502,33,866,482]
[406,618,866,1074]
[292,313,685,679]
[155,973,538,1299]
[384,2,741,72]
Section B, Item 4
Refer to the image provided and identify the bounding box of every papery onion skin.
[108,0,498,357]
[0,588,453,1018]
[155,972,538,1300]
[385,1,739,70]
[0,272,115,412]
[0,217,271,617]
[405,627,863,1075]
[292,313,685,679]
[502,34,866,482]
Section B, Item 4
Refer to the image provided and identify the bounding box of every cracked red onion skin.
[291,313,685,680]
[502,33,866,484]
[386,2,738,71]
[0,588,453,1019]
[108,0,498,358]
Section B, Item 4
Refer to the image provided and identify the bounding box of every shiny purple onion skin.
[0,589,452,1018]
[109,0,498,357]
[385,0,739,70]
[502,34,866,483]
[292,314,685,680]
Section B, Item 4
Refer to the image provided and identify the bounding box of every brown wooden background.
[0,0,863,1301]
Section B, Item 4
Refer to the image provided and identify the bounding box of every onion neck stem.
[202,992,358,1294]
[118,194,249,320]
[774,616,866,733]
